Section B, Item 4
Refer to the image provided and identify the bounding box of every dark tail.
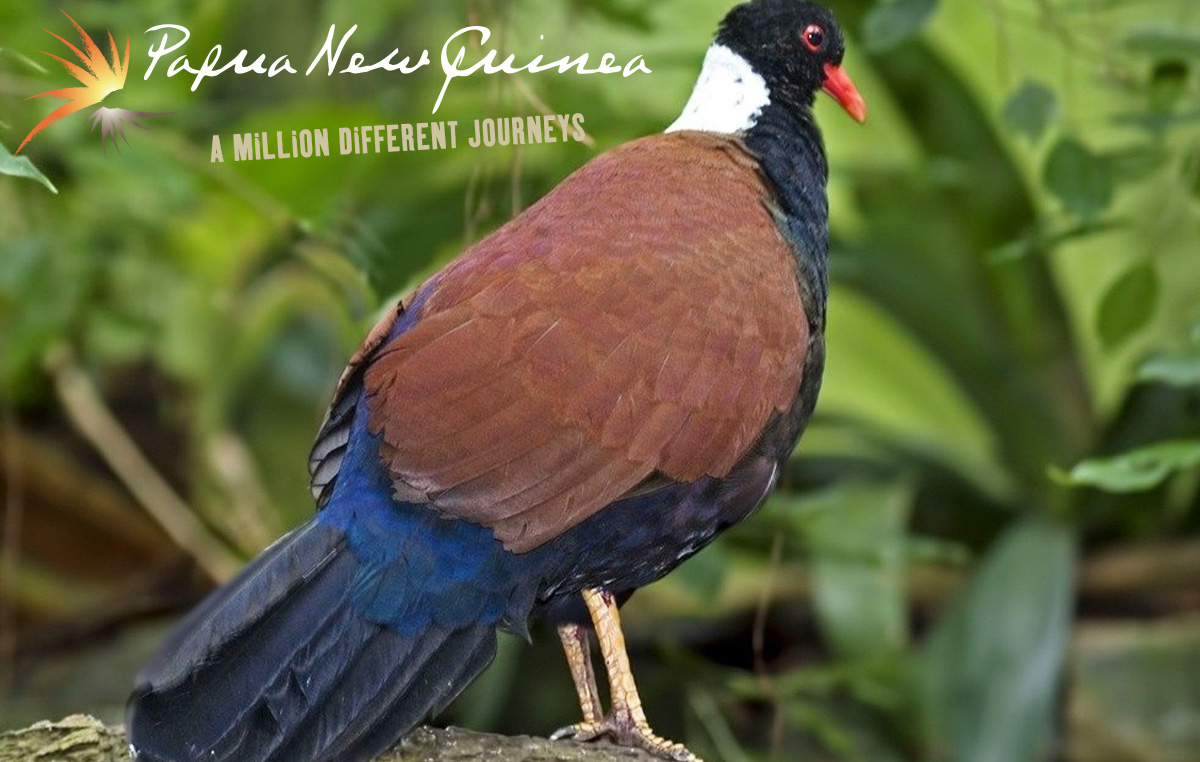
[127,519,497,762]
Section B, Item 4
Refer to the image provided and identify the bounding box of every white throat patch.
[666,44,771,135]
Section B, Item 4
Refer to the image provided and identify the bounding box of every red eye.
[802,24,825,52]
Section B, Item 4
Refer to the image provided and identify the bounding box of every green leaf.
[1149,60,1189,112]
[1138,355,1200,387]
[671,540,730,602]
[1192,150,1200,200]
[862,0,940,52]
[1096,261,1159,350]
[921,518,1077,762]
[987,219,1128,265]
[820,286,1008,498]
[1002,81,1058,142]
[0,142,57,194]
[1060,440,1200,493]
[574,0,655,32]
[907,534,971,566]
[83,310,153,364]
[1123,24,1200,59]
[1104,144,1168,182]
[800,481,913,659]
[0,47,48,74]
[1044,137,1113,220]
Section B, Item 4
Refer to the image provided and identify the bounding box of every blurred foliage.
[2,0,1200,760]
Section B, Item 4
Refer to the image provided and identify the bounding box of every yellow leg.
[552,588,701,762]
[556,623,603,725]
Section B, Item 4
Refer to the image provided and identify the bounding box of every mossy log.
[0,716,662,762]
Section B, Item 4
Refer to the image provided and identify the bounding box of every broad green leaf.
[800,481,913,659]
[1138,355,1200,387]
[862,0,940,52]
[1123,24,1200,59]
[1002,81,1058,142]
[0,142,57,194]
[1044,137,1113,220]
[1059,439,1200,493]
[1096,261,1159,350]
[921,519,1077,762]
[820,286,1009,498]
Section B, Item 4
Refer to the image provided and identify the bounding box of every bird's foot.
[551,710,701,762]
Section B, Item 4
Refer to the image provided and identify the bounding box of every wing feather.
[317,132,808,551]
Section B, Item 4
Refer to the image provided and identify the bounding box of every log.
[0,715,661,762]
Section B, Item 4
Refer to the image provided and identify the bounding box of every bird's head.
[715,0,866,125]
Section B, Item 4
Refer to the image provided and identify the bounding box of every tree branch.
[46,349,243,582]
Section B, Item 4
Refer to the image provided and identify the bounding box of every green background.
[2,1,1199,760]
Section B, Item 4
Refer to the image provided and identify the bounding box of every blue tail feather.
[128,384,541,762]
[127,512,510,762]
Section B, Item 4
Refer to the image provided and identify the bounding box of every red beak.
[822,63,867,124]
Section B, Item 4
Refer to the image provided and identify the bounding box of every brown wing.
[362,132,809,552]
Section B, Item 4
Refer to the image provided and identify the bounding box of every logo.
[17,9,166,155]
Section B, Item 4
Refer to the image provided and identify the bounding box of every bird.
[126,2,866,761]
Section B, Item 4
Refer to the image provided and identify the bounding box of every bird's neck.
[743,103,830,328]
[666,44,770,134]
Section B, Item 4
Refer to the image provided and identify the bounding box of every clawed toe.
[550,721,606,742]
[551,713,701,762]
[622,725,700,762]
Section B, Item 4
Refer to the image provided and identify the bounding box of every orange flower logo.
[18,9,166,154]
